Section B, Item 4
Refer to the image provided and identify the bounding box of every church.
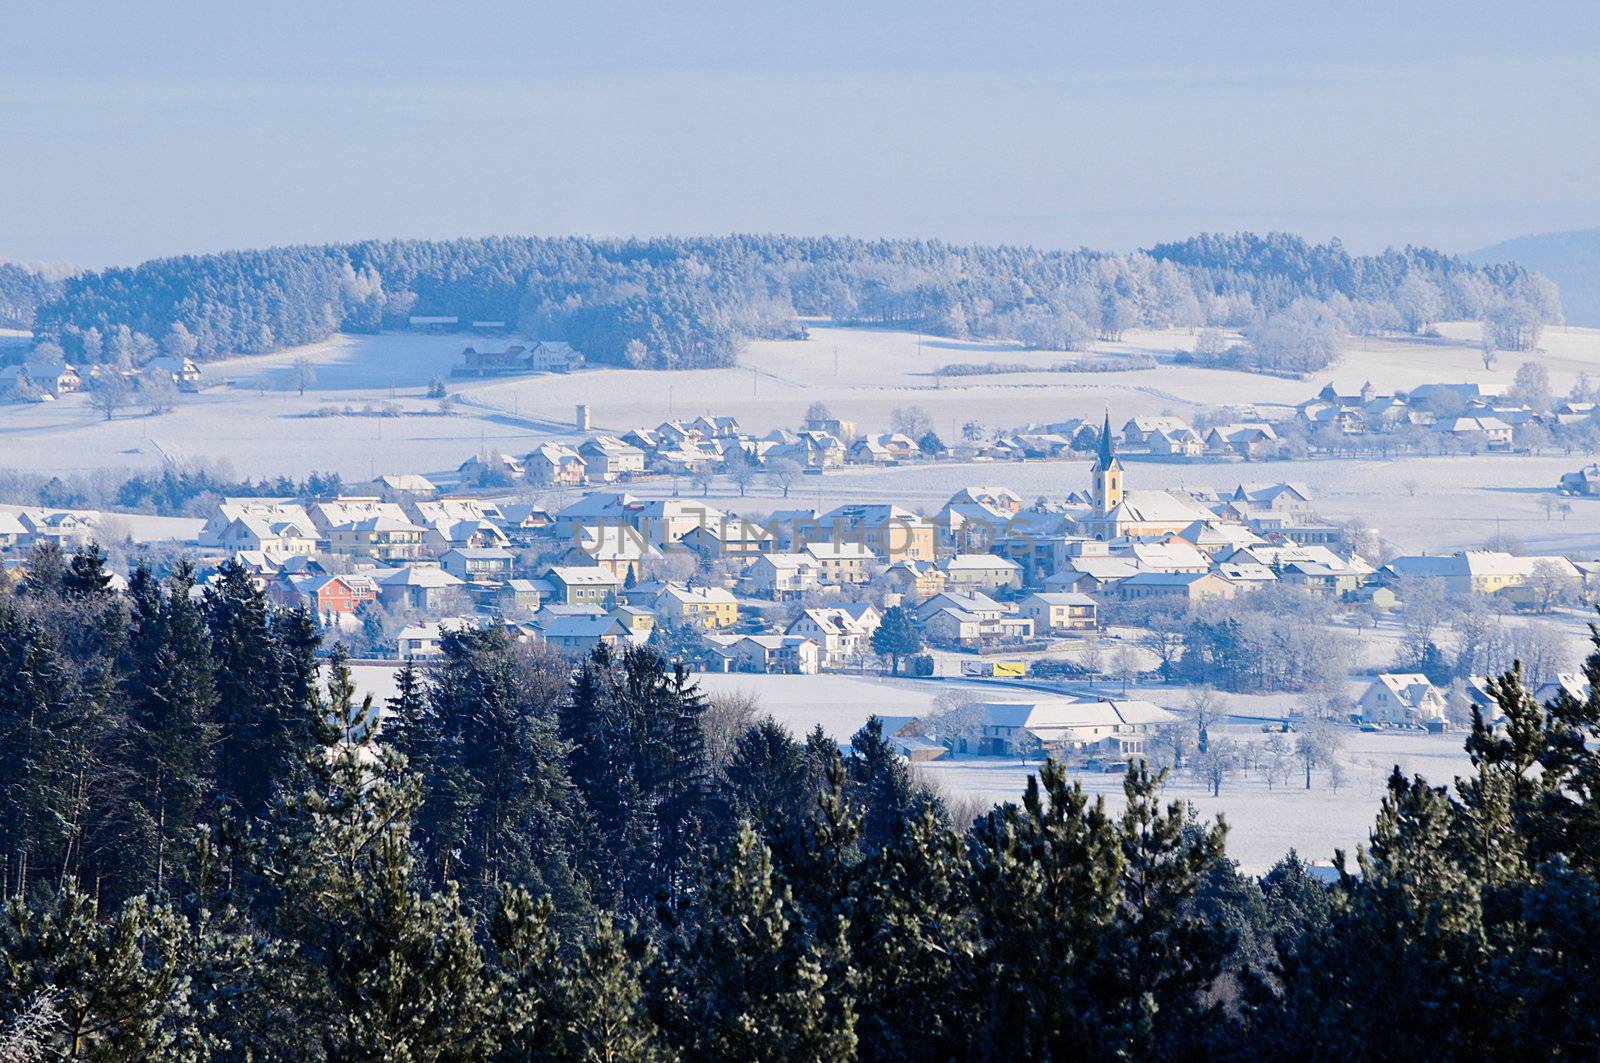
[1076,412,1216,539]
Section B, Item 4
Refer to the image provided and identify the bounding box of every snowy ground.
[4,321,1598,502]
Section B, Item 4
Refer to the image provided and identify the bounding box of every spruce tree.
[418,626,582,907]
[0,603,87,894]
[201,563,322,822]
[120,561,218,894]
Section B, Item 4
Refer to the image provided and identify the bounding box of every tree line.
[2,548,1599,1059]
[19,232,1554,374]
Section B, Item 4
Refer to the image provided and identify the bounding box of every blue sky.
[3,2,1598,266]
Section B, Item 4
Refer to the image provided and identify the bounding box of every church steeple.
[1094,409,1118,472]
[1091,410,1123,518]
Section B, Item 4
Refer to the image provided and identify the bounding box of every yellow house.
[329,516,426,562]
[655,584,739,629]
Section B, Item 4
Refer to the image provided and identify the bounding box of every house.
[457,452,525,484]
[293,573,378,617]
[922,606,1033,647]
[804,542,877,585]
[1560,464,1600,497]
[655,584,739,629]
[492,578,543,615]
[0,511,26,548]
[541,615,630,654]
[329,515,427,562]
[787,605,882,667]
[814,504,936,561]
[743,553,821,599]
[307,497,410,536]
[1205,423,1279,458]
[456,344,529,376]
[200,499,317,547]
[407,497,499,526]
[678,518,772,566]
[1383,551,1581,597]
[937,553,1024,593]
[543,565,623,606]
[495,503,552,536]
[1122,416,1193,447]
[912,591,1008,624]
[379,473,437,495]
[938,500,1012,550]
[395,617,476,658]
[1115,571,1236,602]
[723,634,821,674]
[1278,560,1364,598]
[608,604,657,640]
[144,354,203,391]
[1226,482,1314,516]
[875,559,947,603]
[17,509,100,547]
[964,699,1177,758]
[846,432,918,464]
[526,442,587,486]
[579,436,646,482]
[22,358,80,396]
[1147,427,1206,457]
[440,547,515,583]
[527,341,584,372]
[922,608,983,646]
[423,518,510,553]
[215,514,318,555]
[1358,674,1447,725]
[375,565,467,611]
[1019,592,1098,634]
[945,486,1025,516]
[1432,414,1513,449]
[563,530,663,582]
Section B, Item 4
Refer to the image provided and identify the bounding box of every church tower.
[1091,410,1123,517]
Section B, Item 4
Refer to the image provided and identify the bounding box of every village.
[4,374,1596,804]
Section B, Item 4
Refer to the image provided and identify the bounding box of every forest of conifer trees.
[7,232,1558,373]
[1,545,1598,1060]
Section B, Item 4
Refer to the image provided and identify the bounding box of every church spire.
[1094,409,1117,472]
[1089,409,1124,521]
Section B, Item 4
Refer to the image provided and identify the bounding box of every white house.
[1357,673,1447,725]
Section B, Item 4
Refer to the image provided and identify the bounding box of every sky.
[3,1,1599,267]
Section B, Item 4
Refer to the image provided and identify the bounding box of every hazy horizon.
[4,2,1600,268]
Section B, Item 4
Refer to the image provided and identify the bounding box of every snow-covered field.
[707,672,1485,873]
[917,722,1471,874]
[4,321,1598,506]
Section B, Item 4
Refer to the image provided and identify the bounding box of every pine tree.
[0,880,189,1060]
[552,916,674,1063]
[848,806,978,1063]
[968,759,1123,1058]
[256,651,501,1060]
[655,822,857,1062]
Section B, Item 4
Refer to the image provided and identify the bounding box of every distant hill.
[1468,228,1600,327]
[26,232,1540,371]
